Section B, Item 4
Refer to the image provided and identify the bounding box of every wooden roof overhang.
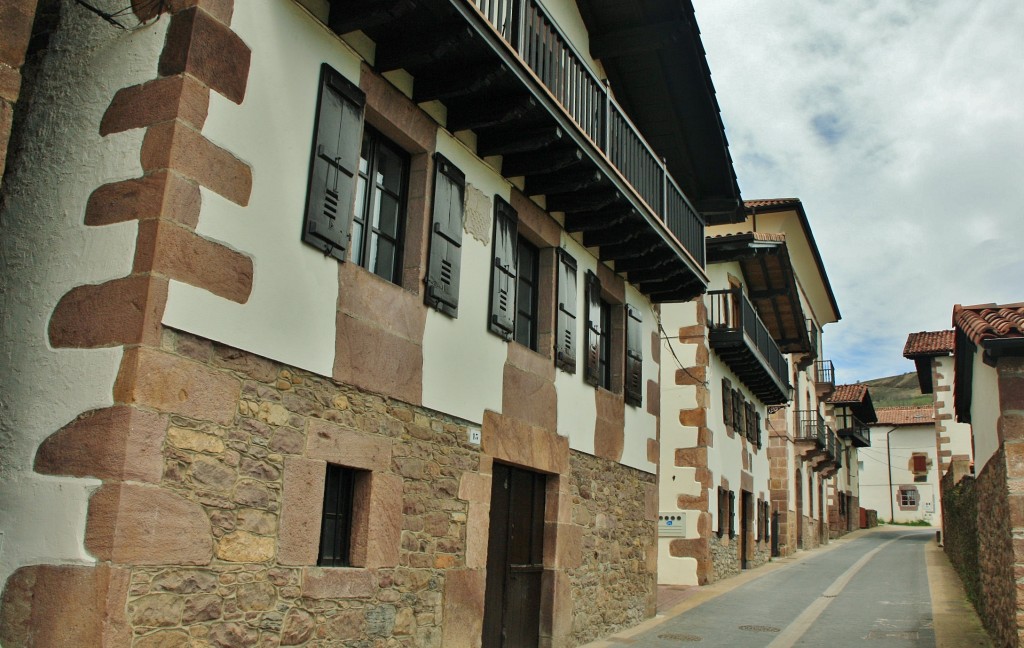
[330,0,713,302]
[576,0,744,225]
[706,232,813,354]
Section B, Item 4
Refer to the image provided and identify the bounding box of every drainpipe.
[886,427,898,523]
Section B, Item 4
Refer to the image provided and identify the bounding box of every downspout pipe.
[886,426,898,523]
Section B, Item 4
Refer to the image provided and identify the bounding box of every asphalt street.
[626,529,938,647]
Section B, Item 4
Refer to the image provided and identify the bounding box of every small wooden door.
[482,463,546,648]
[740,491,753,569]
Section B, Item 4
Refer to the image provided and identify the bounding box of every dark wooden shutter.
[732,389,743,432]
[722,378,733,427]
[912,454,928,473]
[583,271,602,386]
[489,197,518,340]
[755,412,762,449]
[303,64,364,261]
[555,249,577,373]
[729,491,736,538]
[425,154,465,317]
[625,305,643,406]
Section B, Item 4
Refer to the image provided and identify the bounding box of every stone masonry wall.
[976,447,1016,648]
[104,327,480,647]
[709,534,740,583]
[568,451,657,646]
[940,460,980,611]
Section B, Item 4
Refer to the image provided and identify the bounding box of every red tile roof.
[953,303,1024,346]
[744,198,800,209]
[874,407,934,426]
[828,384,868,404]
[903,330,954,358]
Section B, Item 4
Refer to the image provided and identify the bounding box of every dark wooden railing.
[815,359,834,390]
[469,0,705,267]
[835,410,871,447]
[708,289,789,388]
[795,410,826,448]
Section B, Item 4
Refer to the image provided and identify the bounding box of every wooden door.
[740,491,752,569]
[482,463,546,648]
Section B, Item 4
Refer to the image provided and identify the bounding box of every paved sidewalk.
[581,526,990,647]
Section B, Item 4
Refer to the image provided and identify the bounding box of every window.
[717,487,727,537]
[515,237,540,350]
[624,305,643,406]
[728,491,737,538]
[489,198,519,340]
[899,487,919,509]
[722,378,733,427]
[351,127,409,283]
[584,271,603,387]
[425,154,465,317]
[318,464,360,567]
[302,65,365,262]
[555,249,577,373]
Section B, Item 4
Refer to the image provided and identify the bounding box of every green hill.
[862,372,932,408]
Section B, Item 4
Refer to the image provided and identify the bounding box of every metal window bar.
[469,0,704,267]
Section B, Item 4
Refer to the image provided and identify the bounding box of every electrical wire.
[73,0,166,30]
[653,307,708,388]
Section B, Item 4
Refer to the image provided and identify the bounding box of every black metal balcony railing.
[805,319,819,360]
[471,0,705,266]
[826,427,836,458]
[815,359,835,391]
[834,410,871,447]
[795,410,826,448]
[708,289,791,405]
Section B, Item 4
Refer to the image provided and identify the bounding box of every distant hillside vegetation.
[862,372,932,408]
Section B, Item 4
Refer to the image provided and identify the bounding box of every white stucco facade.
[861,423,941,524]
[0,4,169,585]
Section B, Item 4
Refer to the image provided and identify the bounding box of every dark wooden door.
[482,463,546,648]
[740,491,752,569]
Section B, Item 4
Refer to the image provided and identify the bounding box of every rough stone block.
[0,0,34,68]
[365,472,403,568]
[279,457,326,566]
[458,472,491,504]
[49,274,168,349]
[86,171,201,228]
[481,410,568,475]
[301,567,376,599]
[34,405,167,483]
[0,64,20,103]
[440,570,485,647]
[679,407,706,428]
[113,346,240,426]
[101,74,209,135]
[141,119,252,205]
[86,483,213,565]
[502,361,557,434]
[158,6,250,104]
[0,564,130,648]
[306,418,392,471]
[334,312,423,407]
[134,217,253,304]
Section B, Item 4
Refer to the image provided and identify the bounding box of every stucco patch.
[464,183,491,244]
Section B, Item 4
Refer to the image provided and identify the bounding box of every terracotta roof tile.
[743,198,800,209]
[827,384,868,404]
[903,330,954,357]
[874,407,934,426]
[953,303,1024,346]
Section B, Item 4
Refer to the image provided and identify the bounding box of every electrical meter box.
[658,512,687,538]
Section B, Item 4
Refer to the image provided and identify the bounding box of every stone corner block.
[305,418,392,471]
[279,457,327,566]
[86,483,213,565]
[158,6,251,104]
[300,567,376,600]
[440,569,485,648]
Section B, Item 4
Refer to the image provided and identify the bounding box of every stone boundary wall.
[0,0,39,187]
[940,461,979,610]
[567,452,657,645]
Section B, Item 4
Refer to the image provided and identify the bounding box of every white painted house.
[862,407,940,525]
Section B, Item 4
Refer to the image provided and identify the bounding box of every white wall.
[0,3,169,585]
[861,425,941,524]
[935,355,974,464]
[971,352,1001,472]
[161,0,359,377]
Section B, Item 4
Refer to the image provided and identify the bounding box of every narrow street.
[587,528,991,647]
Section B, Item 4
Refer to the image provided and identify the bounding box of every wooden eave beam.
[502,148,583,177]
[589,21,685,60]
[414,65,506,103]
[563,206,637,233]
[525,167,603,196]
[328,0,416,35]
[375,25,474,73]
[447,95,538,132]
[545,189,621,213]
[477,125,563,157]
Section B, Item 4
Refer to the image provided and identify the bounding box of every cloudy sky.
[691,1,1024,383]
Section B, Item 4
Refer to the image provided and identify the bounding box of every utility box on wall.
[658,512,687,537]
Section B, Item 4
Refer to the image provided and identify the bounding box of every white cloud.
[693,0,1024,383]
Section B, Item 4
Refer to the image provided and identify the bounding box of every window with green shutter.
[555,249,577,373]
[425,154,465,316]
[488,198,518,340]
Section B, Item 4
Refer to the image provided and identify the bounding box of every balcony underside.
[709,330,790,405]
[332,0,706,302]
[837,428,871,448]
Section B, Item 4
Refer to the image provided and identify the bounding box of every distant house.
[824,384,875,537]
[903,330,974,471]
[658,198,841,586]
[860,407,940,524]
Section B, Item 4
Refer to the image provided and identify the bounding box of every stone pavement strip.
[580,526,991,648]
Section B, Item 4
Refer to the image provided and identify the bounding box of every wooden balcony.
[707,289,791,405]
[794,410,826,448]
[834,411,871,448]
[331,0,716,301]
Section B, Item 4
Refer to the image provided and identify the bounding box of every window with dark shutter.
[755,412,762,449]
[717,487,726,537]
[722,378,733,427]
[303,64,365,261]
[555,249,577,373]
[584,271,603,387]
[912,454,928,473]
[488,197,518,340]
[746,402,755,442]
[351,127,409,283]
[425,154,465,317]
[625,305,643,406]
[318,464,357,567]
[729,491,736,538]
[515,237,540,350]
[733,390,744,435]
